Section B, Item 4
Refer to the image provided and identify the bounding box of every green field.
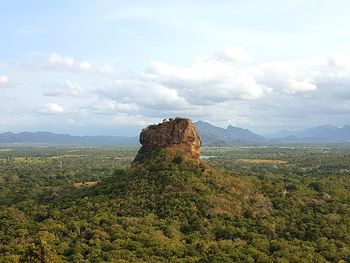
[0,146,349,262]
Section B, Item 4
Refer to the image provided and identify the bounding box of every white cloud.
[92,48,350,132]
[287,80,317,93]
[0,75,9,87]
[107,102,138,112]
[110,113,160,127]
[98,64,117,75]
[216,46,253,62]
[257,53,350,98]
[98,78,189,110]
[9,47,350,134]
[45,53,120,76]
[83,101,139,115]
[46,53,93,73]
[40,103,64,114]
[48,53,75,68]
[46,103,64,113]
[44,80,86,97]
[79,61,92,71]
[147,57,264,104]
[64,81,85,96]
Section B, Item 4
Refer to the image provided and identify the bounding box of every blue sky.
[1,0,350,135]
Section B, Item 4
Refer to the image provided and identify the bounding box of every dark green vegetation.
[1,146,349,262]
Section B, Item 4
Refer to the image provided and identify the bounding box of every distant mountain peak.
[195,121,266,145]
[0,132,15,136]
[227,125,249,131]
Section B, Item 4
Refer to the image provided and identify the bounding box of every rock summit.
[133,118,202,164]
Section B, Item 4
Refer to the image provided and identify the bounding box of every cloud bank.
[45,53,117,76]
[2,47,350,134]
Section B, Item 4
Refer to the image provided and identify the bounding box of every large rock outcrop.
[133,118,202,164]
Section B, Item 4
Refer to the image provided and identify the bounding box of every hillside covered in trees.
[0,146,349,262]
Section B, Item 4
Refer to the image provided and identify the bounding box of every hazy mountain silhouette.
[270,125,350,143]
[194,121,266,145]
[0,131,139,146]
[1,122,349,145]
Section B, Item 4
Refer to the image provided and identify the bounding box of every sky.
[1,0,350,136]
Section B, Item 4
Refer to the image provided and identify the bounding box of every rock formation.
[133,118,202,164]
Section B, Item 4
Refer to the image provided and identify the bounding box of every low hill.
[91,154,271,219]
[56,155,274,262]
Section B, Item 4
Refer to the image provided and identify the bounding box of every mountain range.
[0,131,138,146]
[265,124,350,143]
[196,122,350,145]
[0,122,349,146]
[194,121,267,145]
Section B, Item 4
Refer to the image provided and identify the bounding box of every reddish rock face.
[133,118,202,163]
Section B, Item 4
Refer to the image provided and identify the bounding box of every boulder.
[133,118,202,163]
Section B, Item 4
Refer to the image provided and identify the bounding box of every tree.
[21,234,58,263]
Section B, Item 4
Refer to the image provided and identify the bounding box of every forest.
[0,145,349,262]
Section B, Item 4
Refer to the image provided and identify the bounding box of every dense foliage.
[0,146,349,262]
